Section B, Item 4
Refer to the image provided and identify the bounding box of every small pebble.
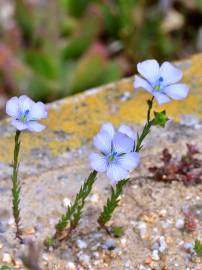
[175,218,185,229]
[8,217,14,225]
[159,236,167,253]
[120,91,131,101]
[89,193,99,203]
[159,209,167,217]
[184,242,193,252]
[66,262,77,270]
[21,227,35,235]
[144,256,152,265]
[78,254,90,265]
[151,250,160,261]
[120,238,127,246]
[93,252,99,258]
[103,239,116,250]
[2,253,12,264]
[76,239,87,249]
[137,222,148,239]
[63,197,71,208]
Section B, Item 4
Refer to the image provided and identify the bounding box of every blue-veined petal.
[113,132,134,154]
[89,153,107,172]
[134,75,153,93]
[28,101,48,120]
[164,83,189,100]
[107,163,128,183]
[137,59,160,84]
[93,131,112,154]
[6,97,20,118]
[100,122,115,140]
[153,92,171,105]
[11,119,28,131]
[159,62,183,85]
[118,124,136,140]
[118,152,140,171]
[18,95,34,115]
[27,122,46,132]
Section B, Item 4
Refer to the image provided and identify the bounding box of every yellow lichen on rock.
[0,53,202,162]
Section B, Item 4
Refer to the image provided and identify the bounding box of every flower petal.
[153,92,171,105]
[28,101,48,120]
[118,124,136,140]
[27,121,46,132]
[100,122,115,140]
[163,83,189,100]
[11,119,28,131]
[107,163,128,183]
[18,95,34,115]
[89,153,107,172]
[6,97,19,118]
[137,59,160,84]
[112,132,134,154]
[159,62,182,85]
[134,75,153,93]
[93,131,112,154]
[118,152,140,171]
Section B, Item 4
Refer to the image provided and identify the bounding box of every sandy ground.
[0,122,202,270]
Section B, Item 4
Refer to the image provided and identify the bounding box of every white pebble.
[137,222,147,238]
[175,218,184,229]
[8,217,14,225]
[121,238,127,246]
[66,262,76,270]
[184,242,193,251]
[76,239,87,249]
[63,197,71,208]
[79,254,90,265]
[151,250,160,261]
[2,253,12,264]
[89,193,99,203]
[159,209,167,217]
[103,239,116,250]
[159,236,167,253]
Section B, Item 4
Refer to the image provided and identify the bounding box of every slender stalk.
[54,170,97,240]
[12,130,23,241]
[135,96,154,152]
[147,96,154,123]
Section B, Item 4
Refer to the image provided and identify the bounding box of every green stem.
[54,170,97,240]
[147,96,154,123]
[12,130,23,241]
[135,96,154,152]
[98,179,128,228]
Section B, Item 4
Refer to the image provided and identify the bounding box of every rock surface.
[0,54,202,269]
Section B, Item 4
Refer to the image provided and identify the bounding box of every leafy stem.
[98,179,128,228]
[12,130,23,241]
[54,170,97,240]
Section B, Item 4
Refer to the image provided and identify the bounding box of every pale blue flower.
[90,123,140,184]
[134,59,189,105]
[6,95,48,132]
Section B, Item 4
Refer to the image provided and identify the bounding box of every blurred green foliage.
[0,0,202,102]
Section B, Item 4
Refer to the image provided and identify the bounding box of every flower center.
[108,151,118,161]
[20,109,29,122]
[154,77,164,91]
